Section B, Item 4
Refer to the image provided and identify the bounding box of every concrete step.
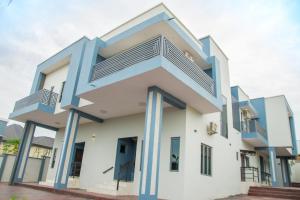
[249,192,300,199]
[248,186,300,199]
[291,182,300,188]
[249,187,300,194]
[87,181,133,196]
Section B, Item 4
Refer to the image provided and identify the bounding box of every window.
[221,96,228,138]
[201,143,212,176]
[245,156,250,167]
[140,140,144,171]
[59,81,66,103]
[170,137,180,171]
[51,148,57,168]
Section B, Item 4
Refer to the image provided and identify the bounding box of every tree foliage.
[2,139,20,154]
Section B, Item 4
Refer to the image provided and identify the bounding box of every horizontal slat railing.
[90,35,216,97]
[90,36,161,82]
[13,89,58,112]
[162,37,215,96]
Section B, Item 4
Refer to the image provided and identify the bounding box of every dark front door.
[114,137,137,181]
[260,156,265,182]
[70,142,85,177]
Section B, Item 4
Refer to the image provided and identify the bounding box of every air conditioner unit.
[184,51,194,62]
[207,122,218,135]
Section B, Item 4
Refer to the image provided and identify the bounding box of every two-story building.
[231,86,297,191]
[7,3,298,200]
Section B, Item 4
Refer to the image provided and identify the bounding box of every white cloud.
[0,0,299,138]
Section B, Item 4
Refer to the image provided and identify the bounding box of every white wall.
[46,108,186,200]
[265,96,292,147]
[23,158,42,182]
[182,38,243,200]
[291,160,300,183]
[0,155,15,182]
[42,64,68,113]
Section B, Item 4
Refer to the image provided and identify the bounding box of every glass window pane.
[208,147,211,175]
[201,145,203,174]
[170,137,180,171]
[201,144,212,176]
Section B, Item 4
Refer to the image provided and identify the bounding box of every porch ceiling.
[79,67,219,120]
[11,109,92,129]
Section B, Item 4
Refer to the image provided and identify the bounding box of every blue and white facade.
[8,4,297,200]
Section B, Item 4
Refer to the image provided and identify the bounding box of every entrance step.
[248,186,300,199]
[87,181,134,196]
[68,177,80,188]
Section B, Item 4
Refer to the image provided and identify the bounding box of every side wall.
[183,37,243,200]
[265,96,292,147]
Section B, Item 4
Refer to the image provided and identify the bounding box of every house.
[0,123,54,158]
[7,3,298,200]
[0,118,8,138]
[290,140,300,186]
[231,86,297,190]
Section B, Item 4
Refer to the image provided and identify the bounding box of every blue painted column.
[139,88,163,200]
[268,147,279,187]
[289,117,298,156]
[54,109,80,189]
[10,121,36,184]
[281,158,291,187]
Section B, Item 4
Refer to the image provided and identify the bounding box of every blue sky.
[0,0,299,138]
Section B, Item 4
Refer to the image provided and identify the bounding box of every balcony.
[78,35,221,119]
[9,89,59,124]
[90,36,215,96]
[241,120,268,147]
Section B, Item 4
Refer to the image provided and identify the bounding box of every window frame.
[170,137,180,172]
[201,143,212,176]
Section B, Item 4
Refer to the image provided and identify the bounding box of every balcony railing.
[13,89,59,112]
[241,120,268,140]
[241,167,259,182]
[90,35,216,96]
[261,171,271,185]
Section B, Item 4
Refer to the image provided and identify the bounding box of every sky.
[0,0,299,138]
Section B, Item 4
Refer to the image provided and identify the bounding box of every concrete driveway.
[0,183,91,200]
[0,183,290,200]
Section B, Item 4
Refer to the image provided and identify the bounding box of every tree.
[2,139,20,154]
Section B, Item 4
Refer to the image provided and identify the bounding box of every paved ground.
[217,194,289,200]
[0,183,91,200]
[0,183,290,200]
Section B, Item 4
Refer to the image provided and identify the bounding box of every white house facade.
[8,4,298,200]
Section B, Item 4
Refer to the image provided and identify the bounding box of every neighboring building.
[291,140,300,184]
[231,87,297,189]
[0,124,54,158]
[7,3,298,200]
[0,118,8,139]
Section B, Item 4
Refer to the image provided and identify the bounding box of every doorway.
[70,142,85,177]
[114,137,137,182]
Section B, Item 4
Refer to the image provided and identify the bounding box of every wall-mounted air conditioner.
[207,122,218,135]
[184,51,194,62]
